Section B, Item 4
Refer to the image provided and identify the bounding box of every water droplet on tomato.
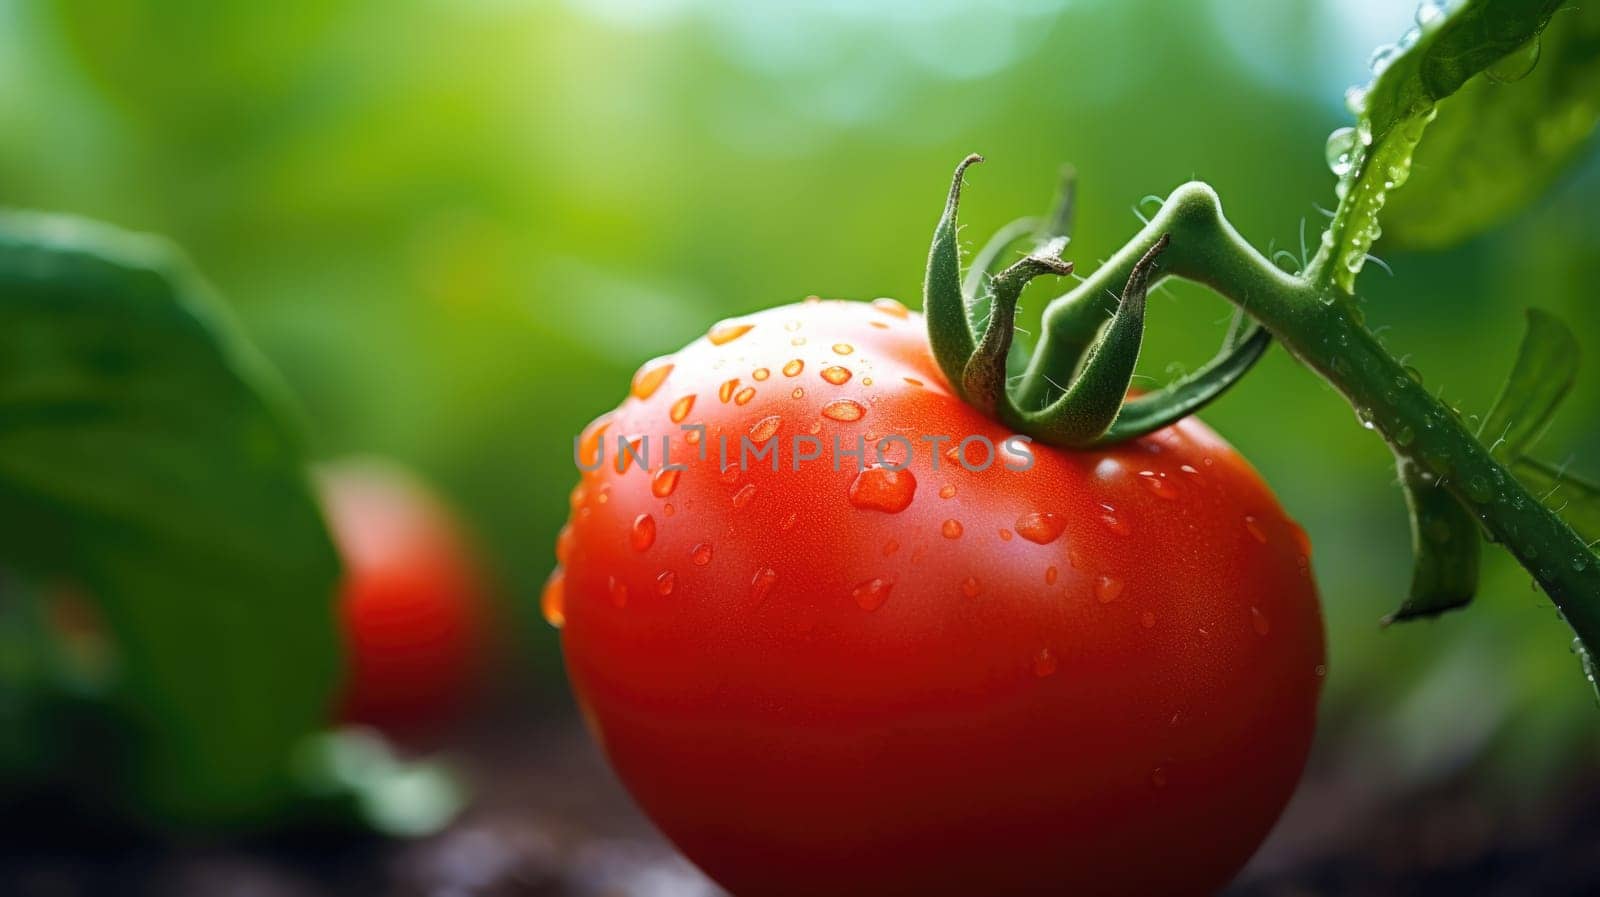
[1139,470,1177,499]
[690,542,713,566]
[651,467,681,498]
[1033,648,1058,678]
[731,483,757,510]
[719,378,739,403]
[961,576,981,598]
[669,394,695,423]
[998,528,1013,542]
[1315,663,1327,678]
[1251,606,1272,636]
[872,297,910,319]
[630,360,674,400]
[821,365,852,385]
[654,570,676,596]
[614,437,643,474]
[707,321,753,345]
[1094,575,1124,604]
[882,538,900,557]
[1179,463,1200,477]
[748,414,782,443]
[556,524,574,564]
[750,566,778,601]
[1016,511,1066,544]
[848,465,917,512]
[861,377,873,386]
[832,343,855,355]
[752,367,770,381]
[852,577,893,611]
[579,418,610,469]
[734,386,756,405]
[1099,511,1129,536]
[792,387,805,399]
[541,570,566,629]
[630,513,656,551]
[904,377,925,387]
[1045,565,1058,585]
[942,519,964,539]
[1244,515,1268,543]
[783,359,804,377]
[822,399,866,422]
[939,484,956,499]
[720,465,740,485]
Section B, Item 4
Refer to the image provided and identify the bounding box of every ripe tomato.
[320,459,490,737]
[549,299,1324,897]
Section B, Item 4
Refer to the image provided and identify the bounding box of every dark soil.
[5,712,1600,897]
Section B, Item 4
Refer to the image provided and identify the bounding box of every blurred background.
[2,0,1598,894]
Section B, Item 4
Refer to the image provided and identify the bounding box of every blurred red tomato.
[319,459,491,736]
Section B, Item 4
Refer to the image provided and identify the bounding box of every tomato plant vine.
[924,0,1600,696]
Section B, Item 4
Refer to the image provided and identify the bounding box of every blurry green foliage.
[0,0,1596,792]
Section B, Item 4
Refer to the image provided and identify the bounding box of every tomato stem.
[1022,181,1600,642]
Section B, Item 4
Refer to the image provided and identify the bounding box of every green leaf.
[1513,458,1600,544]
[1386,457,1482,623]
[1382,5,1600,249]
[1479,308,1581,460]
[1094,314,1271,445]
[0,214,341,824]
[1319,0,1566,291]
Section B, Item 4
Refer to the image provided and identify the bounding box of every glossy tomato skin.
[553,299,1324,897]
[321,460,490,737]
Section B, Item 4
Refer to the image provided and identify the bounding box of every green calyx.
[922,156,1269,448]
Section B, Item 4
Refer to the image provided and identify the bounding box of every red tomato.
[550,299,1324,897]
[321,460,489,736]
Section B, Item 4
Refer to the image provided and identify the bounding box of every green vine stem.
[1018,182,1600,641]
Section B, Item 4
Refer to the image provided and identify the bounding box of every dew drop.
[719,378,739,403]
[707,322,753,345]
[614,437,643,474]
[1016,511,1067,544]
[750,566,779,601]
[686,428,703,445]
[998,528,1013,542]
[783,359,804,377]
[690,542,713,566]
[1138,470,1177,499]
[1251,606,1272,636]
[1244,515,1269,544]
[848,465,918,512]
[578,418,610,469]
[752,367,770,381]
[1033,648,1059,678]
[556,524,575,564]
[861,377,873,386]
[1099,511,1130,537]
[822,399,867,422]
[541,570,566,628]
[646,568,675,597]
[961,576,981,599]
[942,519,964,539]
[1314,663,1327,678]
[731,483,757,510]
[939,484,957,499]
[1394,424,1415,447]
[1325,126,1358,177]
[832,342,855,355]
[748,414,782,443]
[650,467,680,498]
[1485,36,1541,84]
[872,297,910,319]
[1045,565,1058,585]
[792,387,805,399]
[821,365,853,385]
[631,361,674,400]
[904,377,925,387]
[1465,476,1493,503]
[852,577,893,611]
[882,538,900,557]
[734,386,757,405]
[1095,575,1125,604]
[630,514,657,551]
[669,394,696,423]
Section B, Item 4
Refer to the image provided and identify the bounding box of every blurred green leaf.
[0,214,341,824]
[1321,0,1565,290]
[1478,308,1581,460]
[1387,457,1481,623]
[293,728,466,838]
[1513,458,1600,544]
[1383,5,1600,249]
